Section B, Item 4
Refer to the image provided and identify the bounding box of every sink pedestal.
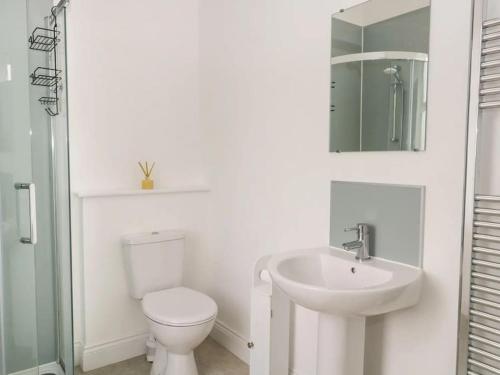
[317,313,365,375]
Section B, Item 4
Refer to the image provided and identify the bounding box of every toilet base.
[150,344,198,375]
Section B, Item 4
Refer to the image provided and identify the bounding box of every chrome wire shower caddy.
[28,7,62,116]
[29,26,60,52]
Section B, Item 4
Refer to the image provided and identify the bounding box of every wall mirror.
[330,0,431,152]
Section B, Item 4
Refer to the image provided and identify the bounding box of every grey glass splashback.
[330,181,424,266]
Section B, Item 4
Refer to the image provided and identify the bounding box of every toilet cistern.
[342,223,371,262]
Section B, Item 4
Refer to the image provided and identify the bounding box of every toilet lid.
[142,287,218,327]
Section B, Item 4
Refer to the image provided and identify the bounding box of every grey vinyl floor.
[75,337,249,375]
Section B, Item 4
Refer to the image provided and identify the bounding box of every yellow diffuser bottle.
[138,161,155,190]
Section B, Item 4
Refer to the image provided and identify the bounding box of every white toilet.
[122,230,217,375]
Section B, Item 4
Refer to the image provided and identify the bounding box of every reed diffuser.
[138,161,155,190]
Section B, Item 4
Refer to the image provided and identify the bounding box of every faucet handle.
[344,224,370,237]
[344,226,360,233]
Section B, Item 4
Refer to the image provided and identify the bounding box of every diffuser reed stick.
[138,161,155,189]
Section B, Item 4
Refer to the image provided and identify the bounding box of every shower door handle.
[14,182,37,245]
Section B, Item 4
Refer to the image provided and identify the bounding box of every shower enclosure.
[0,0,73,374]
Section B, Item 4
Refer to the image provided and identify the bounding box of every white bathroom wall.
[65,0,209,369]
[198,0,472,374]
[66,0,205,190]
[67,0,473,373]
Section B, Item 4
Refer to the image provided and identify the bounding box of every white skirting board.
[73,341,83,367]
[81,333,150,372]
[209,321,303,375]
[210,320,250,364]
[9,362,64,375]
[76,321,303,375]
[78,322,249,371]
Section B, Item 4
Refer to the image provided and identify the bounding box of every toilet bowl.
[143,287,217,375]
[122,231,218,375]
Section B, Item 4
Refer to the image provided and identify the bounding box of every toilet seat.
[143,287,217,327]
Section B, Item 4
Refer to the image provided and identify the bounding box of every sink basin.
[267,247,423,375]
[268,247,422,316]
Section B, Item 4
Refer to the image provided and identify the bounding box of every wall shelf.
[75,185,210,199]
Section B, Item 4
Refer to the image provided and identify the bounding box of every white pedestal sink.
[267,247,423,375]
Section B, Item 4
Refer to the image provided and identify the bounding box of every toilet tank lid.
[122,230,185,245]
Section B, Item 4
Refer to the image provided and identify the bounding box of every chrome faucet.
[342,223,371,262]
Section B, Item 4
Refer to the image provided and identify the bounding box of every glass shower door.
[0,0,40,374]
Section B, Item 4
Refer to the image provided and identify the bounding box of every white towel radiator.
[459,1,500,374]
